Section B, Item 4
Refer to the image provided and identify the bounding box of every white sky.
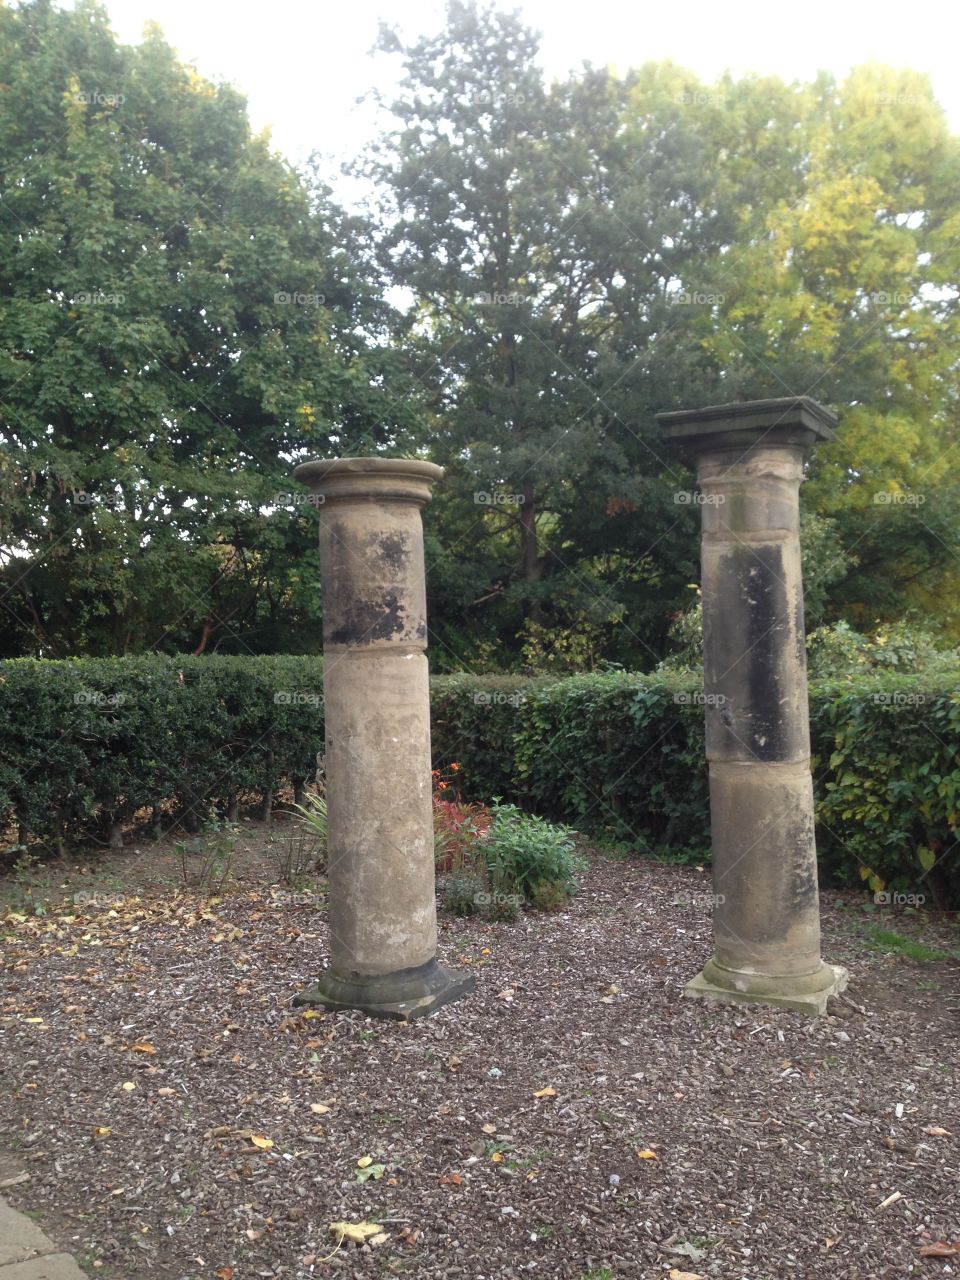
[100,0,959,196]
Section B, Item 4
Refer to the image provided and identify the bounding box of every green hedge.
[430,669,960,907]
[0,656,324,849]
[1,658,958,906]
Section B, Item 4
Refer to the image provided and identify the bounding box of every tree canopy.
[2,0,958,665]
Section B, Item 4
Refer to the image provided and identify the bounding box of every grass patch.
[862,925,958,963]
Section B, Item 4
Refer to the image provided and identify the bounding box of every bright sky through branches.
[99,0,960,192]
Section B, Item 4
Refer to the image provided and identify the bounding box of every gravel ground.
[1,850,959,1280]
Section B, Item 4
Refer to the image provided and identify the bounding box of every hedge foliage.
[0,656,324,849]
[1,658,958,905]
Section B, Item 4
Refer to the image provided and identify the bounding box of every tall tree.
[0,0,424,656]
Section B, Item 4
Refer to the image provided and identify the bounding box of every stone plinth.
[657,397,848,1014]
[291,457,474,1020]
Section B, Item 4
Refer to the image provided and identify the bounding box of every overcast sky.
[100,0,959,196]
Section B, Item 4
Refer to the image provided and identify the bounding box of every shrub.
[480,801,583,907]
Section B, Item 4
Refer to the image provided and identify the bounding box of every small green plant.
[288,790,328,864]
[270,824,323,885]
[481,802,583,908]
[862,926,956,963]
[176,823,236,894]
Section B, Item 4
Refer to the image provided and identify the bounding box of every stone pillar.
[657,397,848,1014]
[291,457,475,1020]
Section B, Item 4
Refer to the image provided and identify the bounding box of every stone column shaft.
[291,457,474,1020]
[657,397,848,1014]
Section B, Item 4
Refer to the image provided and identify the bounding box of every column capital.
[656,396,837,459]
[294,457,444,507]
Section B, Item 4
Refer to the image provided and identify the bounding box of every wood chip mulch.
[1,853,959,1280]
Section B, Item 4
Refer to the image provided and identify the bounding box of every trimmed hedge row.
[1,658,958,905]
[0,656,324,849]
[430,670,960,906]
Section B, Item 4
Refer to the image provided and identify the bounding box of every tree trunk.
[519,486,543,622]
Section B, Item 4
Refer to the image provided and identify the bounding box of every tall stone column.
[657,397,848,1014]
[291,457,475,1020]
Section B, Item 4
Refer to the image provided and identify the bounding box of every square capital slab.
[656,396,837,458]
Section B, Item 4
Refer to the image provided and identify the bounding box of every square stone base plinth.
[293,959,476,1021]
[684,963,849,1016]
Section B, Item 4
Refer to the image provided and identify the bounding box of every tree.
[0,0,424,656]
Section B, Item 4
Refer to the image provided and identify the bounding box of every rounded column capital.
[294,457,444,507]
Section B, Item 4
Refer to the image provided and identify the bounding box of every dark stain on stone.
[325,591,423,646]
[374,532,408,574]
[793,581,807,671]
[742,545,788,762]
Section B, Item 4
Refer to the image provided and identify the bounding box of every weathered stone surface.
[0,1259,88,1280]
[658,397,847,1014]
[0,1197,53,1266]
[292,457,474,1019]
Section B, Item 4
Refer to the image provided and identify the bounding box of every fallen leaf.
[121,1081,136,1092]
[357,1156,373,1168]
[669,1271,702,1280]
[216,1268,234,1280]
[130,1042,156,1055]
[920,1241,960,1258]
[924,1125,953,1137]
[533,1086,557,1098]
[439,1172,463,1185]
[636,1148,658,1160]
[249,1135,273,1150]
[369,1233,389,1247]
[92,1127,111,1138]
[490,1152,504,1164]
[481,1123,497,1135]
[328,1220,382,1244]
[157,1088,176,1098]
[310,1104,330,1115]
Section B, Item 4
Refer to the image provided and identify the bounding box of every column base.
[293,957,476,1021]
[684,957,849,1016]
